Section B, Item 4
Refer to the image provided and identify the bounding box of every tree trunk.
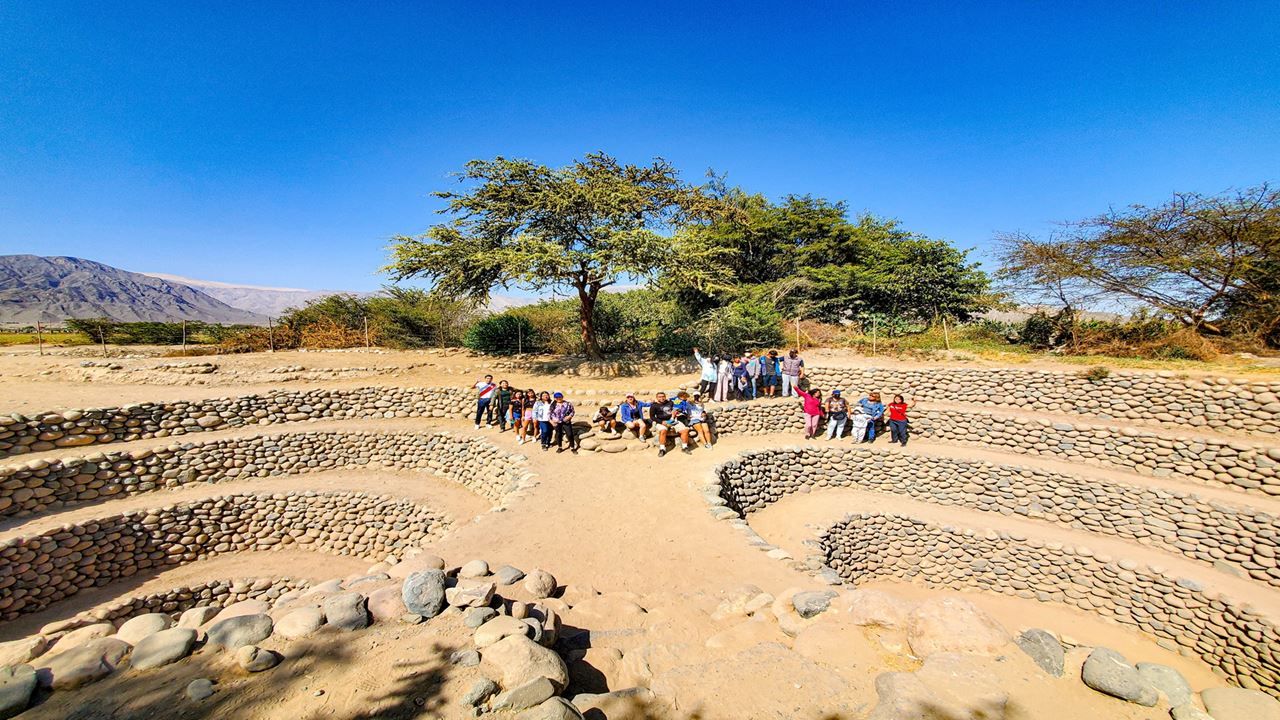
[578,285,604,360]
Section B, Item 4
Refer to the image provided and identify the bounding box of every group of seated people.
[473,376,713,456]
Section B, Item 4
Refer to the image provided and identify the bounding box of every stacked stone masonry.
[0,490,443,619]
[0,386,474,458]
[804,366,1280,435]
[711,401,1280,496]
[0,430,524,517]
[82,576,310,625]
[821,512,1279,694]
[715,447,1280,588]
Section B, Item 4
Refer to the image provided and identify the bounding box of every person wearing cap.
[693,346,718,398]
[649,391,691,456]
[619,393,650,439]
[824,389,850,439]
[549,392,578,453]
[761,350,781,397]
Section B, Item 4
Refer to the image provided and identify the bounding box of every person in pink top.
[795,387,825,439]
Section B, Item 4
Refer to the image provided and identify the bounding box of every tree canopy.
[387,153,732,358]
[995,184,1279,344]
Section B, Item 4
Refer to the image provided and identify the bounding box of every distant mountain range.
[0,255,267,325]
[140,272,365,319]
[0,255,531,326]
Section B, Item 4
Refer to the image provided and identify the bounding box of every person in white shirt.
[474,374,496,429]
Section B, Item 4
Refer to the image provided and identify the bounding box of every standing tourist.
[619,394,650,440]
[780,350,805,397]
[533,391,554,449]
[550,392,578,453]
[650,391,691,456]
[732,357,750,400]
[744,352,761,400]
[715,356,733,402]
[521,388,537,442]
[824,389,849,440]
[694,347,718,398]
[796,387,825,439]
[510,390,529,445]
[859,392,885,442]
[761,350,781,398]
[491,380,513,431]
[887,394,915,446]
[474,374,497,430]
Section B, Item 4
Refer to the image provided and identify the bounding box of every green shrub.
[463,314,538,354]
[1081,365,1111,382]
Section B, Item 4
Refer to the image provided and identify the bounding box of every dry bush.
[299,317,367,349]
[1072,326,1220,362]
[219,325,300,353]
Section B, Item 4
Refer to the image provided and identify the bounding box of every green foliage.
[387,153,736,357]
[64,318,233,345]
[698,295,784,354]
[1081,366,1111,382]
[463,314,537,354]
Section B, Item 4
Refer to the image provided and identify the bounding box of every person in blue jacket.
[618,393,651,440]
[858,392,885,442]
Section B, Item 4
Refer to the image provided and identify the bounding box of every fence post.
[181,319,187,356]
[941,314,951,351]
[268,317,275,353]
[872,316,877,356]
[36,321,44,357]
[795,317,801,351]
[517,322,522,355]
[363,316,370,350]
[98,321,107,357]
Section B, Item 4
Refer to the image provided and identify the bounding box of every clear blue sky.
[2,1,1278,292]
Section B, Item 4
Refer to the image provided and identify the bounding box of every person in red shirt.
[887,394,915,445]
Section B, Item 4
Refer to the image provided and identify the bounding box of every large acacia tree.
[387,153,731,358]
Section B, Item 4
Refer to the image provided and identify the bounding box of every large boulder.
[402,570,447,618]
[0,665,36,720]
[1135,662,1191,706]
[323,593,370,631]
[367,586,408,624]
[36,637,131,690]
[52,623,115,651]
[906,597,1011,658]
[524,569,558,599]
[868,653,1009,720]
[130,628,198,670]
[475,615,535,648]
[1015,629,1064,677]
[516,697,585,720]
[207,599,271,626]
[116,613,173,646]
[838,589,913,628]
[1201,687,1280,720]
[1080,648,1157,706]
[482,634,569,692]
[206,614,274,650]
[0,637,47,667]
[275,608,326,639]
[446,580,495,609]
[177,606,220,629]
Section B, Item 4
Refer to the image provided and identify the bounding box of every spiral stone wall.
[710,401,1280,496]
[0,386,474,458]
[0,490,444,619]
[803,366,1280,434]
[0,430,526,517]
[820,512,1279,694]
[73,577,310,626]
[714,447,1280,587]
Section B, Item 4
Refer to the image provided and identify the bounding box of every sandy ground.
[1,346,1276,719]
